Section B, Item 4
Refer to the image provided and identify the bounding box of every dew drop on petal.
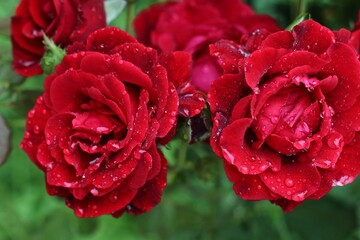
[26,141,33,148]
[24,131,31,139]
[292,190,307,201]
[239,166,249,174]
[285,178,295,187]
[109,192,119,202]
[28,109,35,118]
[90,188,99,196]
[33,125,40,134]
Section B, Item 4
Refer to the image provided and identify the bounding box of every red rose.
[209,20,360,211]
[11,0,106,77]
[20,27,184,217]
[134,0,281,93]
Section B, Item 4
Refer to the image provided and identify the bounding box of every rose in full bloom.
[134,0,281,93]
[209,20,360,211]
[11,0,106,77]
[20,27,187,217]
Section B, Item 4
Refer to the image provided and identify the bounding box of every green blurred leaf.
[105,0,127,24]
[286,197,357,240]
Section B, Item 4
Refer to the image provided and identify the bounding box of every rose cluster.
[12,0,360,217]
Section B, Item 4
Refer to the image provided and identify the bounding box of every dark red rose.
[11,0,106,77]
[134,0,281,93]
[20,27,185,218]
[209,20,360,211]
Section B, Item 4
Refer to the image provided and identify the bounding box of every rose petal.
[260,161,321,201]
[220,119,281,174]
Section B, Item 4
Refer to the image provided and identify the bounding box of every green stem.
[125,0,136,34]
[176,140,188,172]
[298,0,307,16]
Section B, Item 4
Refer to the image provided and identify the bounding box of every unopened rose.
[209,20,360,211]
[134,0,281,93]
[11,0,106,76]
[21,27,186,217]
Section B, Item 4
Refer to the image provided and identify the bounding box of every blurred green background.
[1,0,360,239]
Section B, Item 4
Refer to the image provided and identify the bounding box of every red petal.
[178,92,206,118]
[322,43,360,113]
[269,51,328,75]
[209,40,247,73]
[292,20,335,55]
[68,187,137,217]
[224,162,277,200]
[86,27,137,53]
[208,73,244,115]
[111,42,158,72]
[159,51,192,89]
[220,119,281,174]
[70,0,106,43]
[124,151,167,215]
[133,2,175,46]
[260,30,294,49]
[260,161,321,201]
[245,48,285,89]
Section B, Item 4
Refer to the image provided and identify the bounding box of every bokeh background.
[1,0,360,239]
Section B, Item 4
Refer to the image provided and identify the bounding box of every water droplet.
[33,125,41,134]
[222,149,235,164]
[90,188,99,196]
[77,208,84,216]
[292,190,307,201]
[63,148,71,155]
[28,109,35,118]
[294,140,306,149]
[285,178,295,187]
[24,131,31,139]
[169,118,176,124]
[89,157,99,165]
[258,164,269,172]
[253,87,260,94]
[36,96,43,104]
[26,141,33,148]
[109,192,119,202]
[47,162,54,170]
[270,116,278,124]
[239,166,249,174]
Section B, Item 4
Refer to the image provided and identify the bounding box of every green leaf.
[285,197,357,240]
[105,0,127,24]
